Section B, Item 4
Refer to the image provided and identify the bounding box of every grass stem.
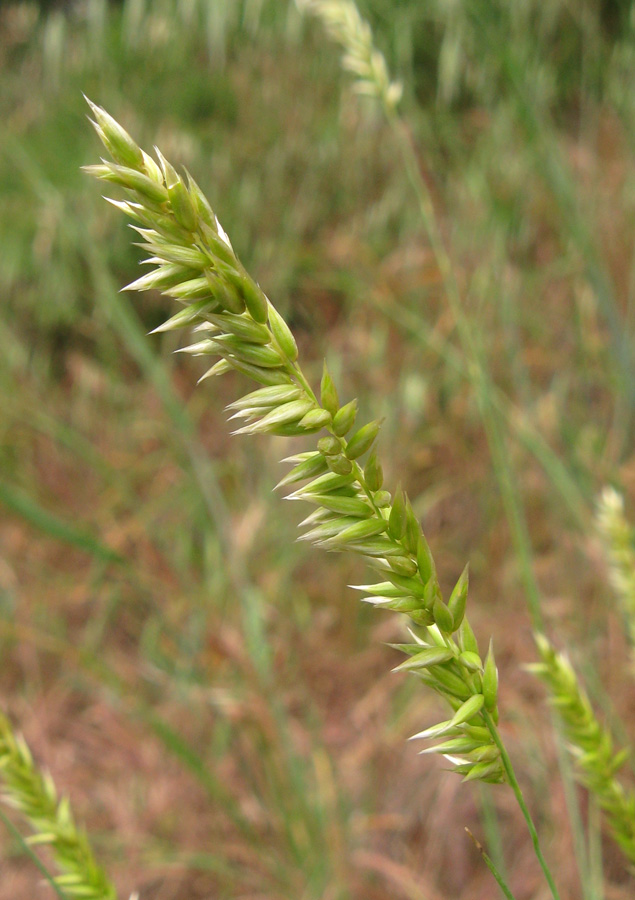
[483,709,561,900]
[465,827,518,900]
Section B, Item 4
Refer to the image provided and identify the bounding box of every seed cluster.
[84,98,504,784]
[0,712,118,899]
[597,487,635,660]
[296,0,403,108]
[529,636,635,864]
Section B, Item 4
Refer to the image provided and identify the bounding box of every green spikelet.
[0,713,118,899]
[529,634,635,866]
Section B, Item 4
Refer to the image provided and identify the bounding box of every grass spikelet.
[597,487,635,660]
[296,0,402,108]
[0,712,118,900]
[529,634,635,866]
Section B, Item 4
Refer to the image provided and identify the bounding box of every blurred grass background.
[1,0,635,897]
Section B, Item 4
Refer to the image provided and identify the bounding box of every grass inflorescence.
[529,635,635,865]
[84,95,506,788]
[597,487,635,660]
[0,712,117,900]
[81,94,577,899]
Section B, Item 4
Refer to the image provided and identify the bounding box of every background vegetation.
[1,0,635,897]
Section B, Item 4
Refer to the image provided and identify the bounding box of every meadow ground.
[1,2,635,898]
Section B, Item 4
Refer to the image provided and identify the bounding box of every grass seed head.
[83,97,506,804]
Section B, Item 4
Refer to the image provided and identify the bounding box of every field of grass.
[2,1,635,898]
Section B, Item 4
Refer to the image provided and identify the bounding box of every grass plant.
[79,87,560,898]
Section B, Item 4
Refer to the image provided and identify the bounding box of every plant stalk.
[483,709,561,900]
